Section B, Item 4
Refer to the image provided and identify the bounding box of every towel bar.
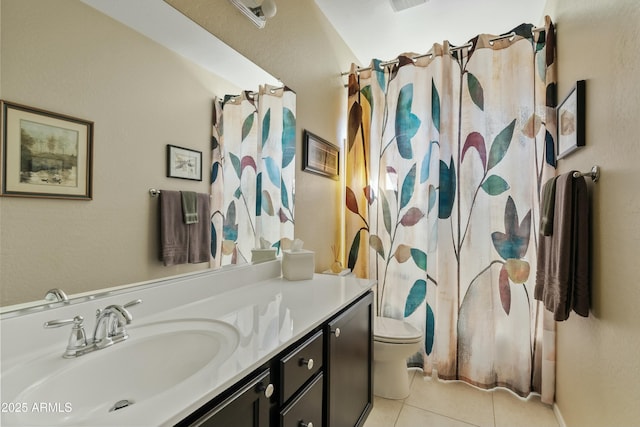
[149,188,161,197]
[573,166,600,182]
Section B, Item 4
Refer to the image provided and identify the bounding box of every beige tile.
[396,405,479,427]
[405,377,495,427]
[363,396,404,427]
[493,389,559,427]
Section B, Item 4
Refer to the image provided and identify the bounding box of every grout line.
[401,401,482,427]
[393,401,403,427]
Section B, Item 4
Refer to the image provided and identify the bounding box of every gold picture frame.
[1,100,93,200]
[302,130,339,180]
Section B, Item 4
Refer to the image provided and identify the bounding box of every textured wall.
[0,0,240,306]
[0,0,358,306]
[543,0,640,425]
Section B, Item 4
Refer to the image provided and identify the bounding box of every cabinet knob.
[331,327,341,338]
[299,358,314,370]
[257,382,274,399]
[299,421,313,427]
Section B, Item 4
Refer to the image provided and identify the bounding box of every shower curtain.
[345,18,557,402]
[210,85,296,267]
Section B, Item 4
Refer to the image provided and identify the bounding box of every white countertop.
[0,261,374,426]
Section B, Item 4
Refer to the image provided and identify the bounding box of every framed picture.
[302,130,339,180]
[166,144,202,181]
[1,100,93,200]
[556,80,586,160]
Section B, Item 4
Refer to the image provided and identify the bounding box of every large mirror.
[0,0,281,314]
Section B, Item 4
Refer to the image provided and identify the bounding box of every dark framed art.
[166,144,202,181]
[302,130,339,180]
[556,80,586,160]
[0,100,93,200]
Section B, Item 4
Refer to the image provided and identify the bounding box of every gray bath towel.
[534,172,590,320]
[160,191,211,266]
[159,190,189,266]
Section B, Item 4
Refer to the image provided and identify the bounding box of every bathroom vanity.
[178,291,373,427]
[0,260,374,427]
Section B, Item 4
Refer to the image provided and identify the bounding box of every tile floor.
[364,369,560,427]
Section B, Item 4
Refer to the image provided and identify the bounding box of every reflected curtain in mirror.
[345,18,557,403]
[211,86,296,267]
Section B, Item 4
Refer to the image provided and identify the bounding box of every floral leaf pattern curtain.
[211,86,296,267]
[345,18,557,402]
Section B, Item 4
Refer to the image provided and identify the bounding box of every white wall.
[542,0,640,425]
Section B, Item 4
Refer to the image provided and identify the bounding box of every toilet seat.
[374,317,422,344]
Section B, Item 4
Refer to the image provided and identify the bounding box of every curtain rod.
[341,25,545,77]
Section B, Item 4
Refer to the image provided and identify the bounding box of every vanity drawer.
[279,330,323,403]
[280,373,323,427]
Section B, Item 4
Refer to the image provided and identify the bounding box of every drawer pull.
[331,327,341,338]
[299,421,313,427]
[299,358,314,370]
[257,382,274,398]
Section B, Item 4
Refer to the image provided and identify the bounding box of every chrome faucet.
[44,299,142,358]
[93,303,135,349]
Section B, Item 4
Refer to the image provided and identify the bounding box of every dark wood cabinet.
[178,369,273,427]
[326,292,373,427]
[279,330,324,405]
[176,290,373,427]
[279,373,323,427]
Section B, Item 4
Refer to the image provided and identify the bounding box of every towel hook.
[573,166,600,182]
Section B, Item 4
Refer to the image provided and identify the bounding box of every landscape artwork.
[20,119,79,187]
[1,101,93,199]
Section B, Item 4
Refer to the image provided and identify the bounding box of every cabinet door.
[326,291,373,427]
[186,369,273,427]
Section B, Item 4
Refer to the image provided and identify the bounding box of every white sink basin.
[1,318,239,426]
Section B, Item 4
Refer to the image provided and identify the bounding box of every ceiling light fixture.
[229,0,277,28]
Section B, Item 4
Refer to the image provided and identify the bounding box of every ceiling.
[80,0,280,90]
[314,0,548,65]
[81,0,547,89]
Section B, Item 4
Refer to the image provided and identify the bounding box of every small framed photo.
[166,144,202,181]
[302,130,339,180]
[1,100,93,200]
[556,80,586,160]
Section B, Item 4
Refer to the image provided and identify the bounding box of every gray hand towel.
[188,192,211,264]
[181,191,198,224]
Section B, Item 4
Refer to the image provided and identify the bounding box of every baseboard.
[553,402,567,427]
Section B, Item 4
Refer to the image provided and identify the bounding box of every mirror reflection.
[0,0,282,312]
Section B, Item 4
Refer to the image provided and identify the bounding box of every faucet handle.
[107,299,143,339]
[123,298,142,309]
[44,315,83,329]
[44,315,90,358]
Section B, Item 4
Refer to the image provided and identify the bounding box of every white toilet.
[373,316,423,399]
